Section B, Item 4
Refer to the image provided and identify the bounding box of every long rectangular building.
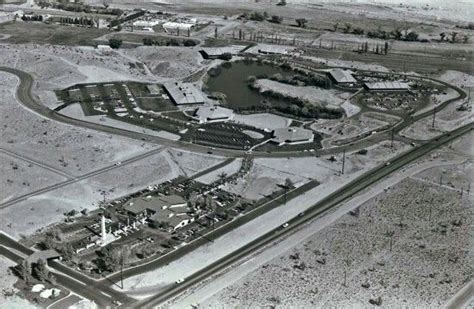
[163,82,205,105]
[364,81,410,91]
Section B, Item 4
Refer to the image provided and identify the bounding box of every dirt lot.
[0,21,108,46]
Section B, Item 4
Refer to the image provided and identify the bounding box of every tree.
[271,15,283,24]
[404,31,419,42]
[462,34,469,43]
[108,38,122,49]
[344,23,352,33]
[296,18,307,28]
[34,259,49,282]
[451,31,458,43]
[183,39,197,46]
[276,0,286,6]
[333,22,339,32]
[17,260,32,284]
[439,32,446,42]
[393,28,403,40]
[284,178,294,189]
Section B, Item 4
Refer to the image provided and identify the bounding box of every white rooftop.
[163,22,194,30]
[365,81,410,90]
[195,105,234,123]
[329,69,357,84]
[272,127,314,144]
[164,82,205,105]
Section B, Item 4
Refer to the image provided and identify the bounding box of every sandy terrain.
[400,107,472,141]
[195,159,242,185]
[312,111,401,148]
[0,152,67,204]
[0,72,156,176]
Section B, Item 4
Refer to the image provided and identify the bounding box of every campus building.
[271,127,314,145]
[328,69,357,85]
[194,105,234,123]
[163,82,206,105]
[199,45,247,59]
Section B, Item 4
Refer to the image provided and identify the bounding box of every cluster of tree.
[21,14,43,22]
[270,15,283,24]
[58,16,95,27]
[269,72,330,89]
[367,28,419,41]
[142,37,197,47]
[108,38,123,49]
[38,1,122,16]
[16,259,57,286]
[255,88,343,119]
[455,23,474,30]
[109,10,145,28]
[247,11,267,22]
[276,0,287,6]
[333,23,364,35]
[439,31,468,43]
[95,246,130,273]
[41,230,75,262]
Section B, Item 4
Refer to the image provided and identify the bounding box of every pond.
[205,61,293,110]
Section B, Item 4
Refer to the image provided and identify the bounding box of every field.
[0,21,108,46]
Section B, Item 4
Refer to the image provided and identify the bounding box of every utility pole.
[432,109,436,128]
[341,149,346,175]
[390,128,395,148]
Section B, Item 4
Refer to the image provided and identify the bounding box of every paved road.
[0,148,75,179]
[136,123,473,308]
[0,146,165,209]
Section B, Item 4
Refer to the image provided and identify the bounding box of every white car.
[282,223,289,228]
[176,278,185,284]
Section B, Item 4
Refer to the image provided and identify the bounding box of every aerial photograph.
[0,0,472,308]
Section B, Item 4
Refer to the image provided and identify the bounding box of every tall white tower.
[101,215,107,245]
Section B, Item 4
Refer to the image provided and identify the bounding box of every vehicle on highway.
[282,223,289,228]
[176,278,185,284]
[298,212,305,217]
[115,161,122,166]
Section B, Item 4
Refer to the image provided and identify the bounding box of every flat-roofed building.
[149,208,194,231]
[124,194,187,217]
[364,81,410,92]
[199,45,247,59]
[162,22,195,34]
[328,69,357,85]
[163,81,205,105]
[194,105,234,123]
[272,127,314,145]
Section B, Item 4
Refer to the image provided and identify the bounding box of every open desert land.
[169,131,473,309]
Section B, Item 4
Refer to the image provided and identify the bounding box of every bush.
[218,52,232,61]
[249,12,265,21]
[183,39,197,46]
[108,38,122,49]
